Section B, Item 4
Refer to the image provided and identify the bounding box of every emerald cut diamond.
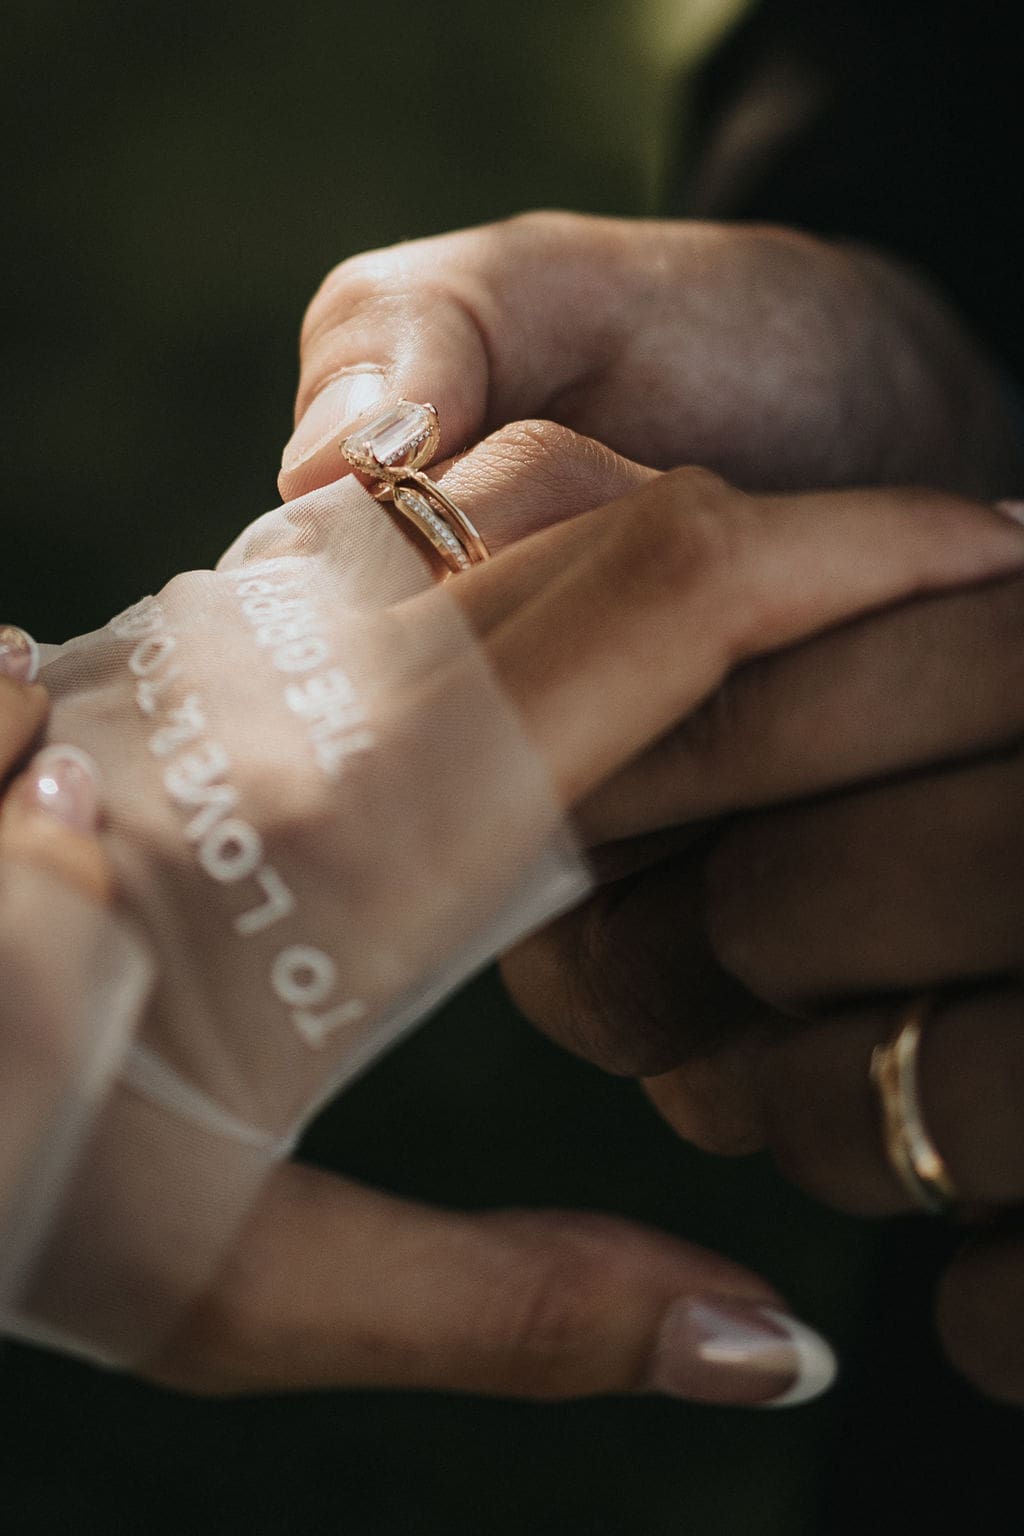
[341,400,439,475]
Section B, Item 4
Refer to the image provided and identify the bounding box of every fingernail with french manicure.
[281,369,389,474]
[26,746,102,832]
[0,624,40,685]
[647,1297,838,1408]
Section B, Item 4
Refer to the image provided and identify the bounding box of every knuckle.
[147,1229,283,1397]
[484,418,582,476]
[504,901,684,1076]
[499,208,592,246]
[566,931,681,1076]
[630,468,746,607]
[645,1055,769,1158]
[484,1215,644,1398]
[509,1243,608,1372]
[299,248,399,352]
[472,421,648,520]
[561,983,681,1081]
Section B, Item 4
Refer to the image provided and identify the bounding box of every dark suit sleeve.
[670,0,1024,382]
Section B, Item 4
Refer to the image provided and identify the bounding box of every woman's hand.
[279,212,1022,506]
[494,512,1024,1405]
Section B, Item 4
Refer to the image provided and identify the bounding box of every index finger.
[582,556,1024,842]
[461,475,1024,807]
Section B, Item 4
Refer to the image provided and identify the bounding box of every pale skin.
[276,212,1024,1406]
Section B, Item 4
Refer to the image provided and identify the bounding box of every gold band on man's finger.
[870,994,960,1215]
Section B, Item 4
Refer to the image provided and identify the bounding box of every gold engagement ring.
[341,401,490,574]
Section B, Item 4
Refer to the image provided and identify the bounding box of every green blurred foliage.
[1,0,674,633]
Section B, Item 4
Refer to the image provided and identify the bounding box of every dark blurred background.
[1,3,1019,1532]
[2,0,705,634]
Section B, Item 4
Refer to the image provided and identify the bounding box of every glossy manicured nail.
[281,369,389,474]
[27,745,101,832]
[0,624,40,685]
[994,499,1024,528]
[646,1297,837,1408]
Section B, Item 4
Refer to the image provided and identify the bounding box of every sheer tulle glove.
[0,638,152,1332]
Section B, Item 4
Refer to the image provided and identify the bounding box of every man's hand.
[279,212,1022,506]
[498,518,1024,1406]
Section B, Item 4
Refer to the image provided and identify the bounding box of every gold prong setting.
[341,400,441,478]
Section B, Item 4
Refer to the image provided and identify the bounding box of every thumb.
[277,213,653,503]
[149,1163,836,1408]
